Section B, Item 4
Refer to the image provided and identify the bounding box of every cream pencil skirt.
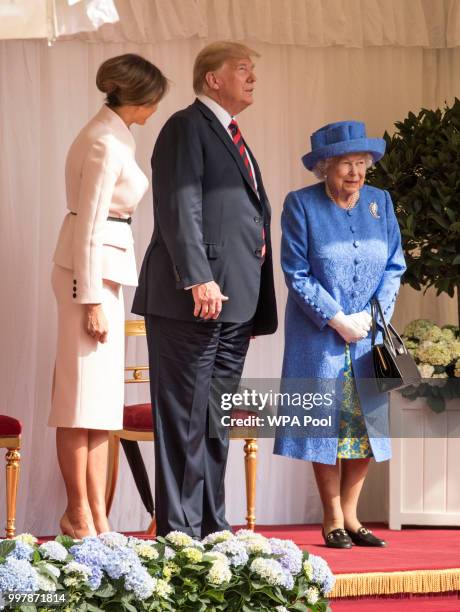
[48,264,124,430]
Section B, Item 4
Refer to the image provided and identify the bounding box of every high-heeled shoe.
[59,512,95,539]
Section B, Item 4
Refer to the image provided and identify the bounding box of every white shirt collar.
[197,95,233,133]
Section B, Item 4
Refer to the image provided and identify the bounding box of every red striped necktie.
[228,119,257,191]
[228,119,266,261]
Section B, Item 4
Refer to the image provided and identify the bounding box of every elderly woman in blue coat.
[274,121,406,549]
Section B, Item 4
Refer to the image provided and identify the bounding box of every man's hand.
[86,304,108,343]
[192,282,229,320]
[328,311,371,343]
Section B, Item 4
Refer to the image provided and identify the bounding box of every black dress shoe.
[346,526,387,547]
[322,527,352,549]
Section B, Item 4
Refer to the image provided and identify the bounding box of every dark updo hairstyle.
[96,53,168,108]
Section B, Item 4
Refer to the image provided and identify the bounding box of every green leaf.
[291,604,309,612]
[55,534,75,548]
[93,582,116,598]
[0,540,15,557]
[120,600,138,612]
[86,605,105,612]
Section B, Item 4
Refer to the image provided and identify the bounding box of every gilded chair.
[0,416,21,538]
[105,319,259,534]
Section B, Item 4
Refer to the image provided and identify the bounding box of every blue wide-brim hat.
[302,120,386,171]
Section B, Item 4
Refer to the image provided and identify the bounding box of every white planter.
[389,393,460,529]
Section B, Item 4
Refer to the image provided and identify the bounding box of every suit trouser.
[145,315,253,538]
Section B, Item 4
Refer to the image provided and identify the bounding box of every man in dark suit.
[132,41,277,538]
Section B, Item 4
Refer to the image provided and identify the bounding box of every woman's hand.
[328,311,371,343]
[86,304,108,343]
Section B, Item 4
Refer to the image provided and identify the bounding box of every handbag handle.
[371,297,398,354]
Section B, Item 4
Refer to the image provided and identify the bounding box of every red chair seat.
[0,416,22,437]
[122,405,260,433]
[123,403,153,431]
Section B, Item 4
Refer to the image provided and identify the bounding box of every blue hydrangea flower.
[250,557,292,589]
[104,547,139,580]
[39,541,68,562]
[98,532,128,548]
[268,538,303,576]
[124,565,156,600]
[70,537,110,590]
[212,539,249,567]
[8,541,34,561]
[0,558,39,592]
[309,554,335,593]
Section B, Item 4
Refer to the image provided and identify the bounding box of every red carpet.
[251,523,460,574]
[331,593,460,611]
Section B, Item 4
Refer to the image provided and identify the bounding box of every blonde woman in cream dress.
[49,54,167,538]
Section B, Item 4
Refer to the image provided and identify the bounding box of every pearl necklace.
[325,182,360,210]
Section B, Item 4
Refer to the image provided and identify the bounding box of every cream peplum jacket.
[53,105,148,304]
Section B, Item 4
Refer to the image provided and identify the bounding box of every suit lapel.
[195,100,261,203]
[244,140,271,218]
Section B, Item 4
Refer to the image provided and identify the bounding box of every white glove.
[347,311,372,332]
[328,311,371,343]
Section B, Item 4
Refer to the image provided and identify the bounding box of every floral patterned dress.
[337,344,373,459]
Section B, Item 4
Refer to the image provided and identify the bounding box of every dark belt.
[69,211,132,225]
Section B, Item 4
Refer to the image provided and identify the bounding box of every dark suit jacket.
[132,99,277,336]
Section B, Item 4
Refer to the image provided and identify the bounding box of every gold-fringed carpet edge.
[329,568,460,598]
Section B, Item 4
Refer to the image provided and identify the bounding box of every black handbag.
[371,297,421,393]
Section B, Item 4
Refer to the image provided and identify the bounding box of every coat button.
[347,210,353,216]
[353,275,359,283]
[353,240,360,248]
[351,291,358,298]
[254,216,262,223]
[254,248,262,257]
[354,258,360,265]
[350,226,356,232]
[73,292,77,298]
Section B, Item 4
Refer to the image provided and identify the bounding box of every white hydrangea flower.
[250,557,287,587]
[418,363,434,378]
[165,531,195,548]
[207,560,232,585]
[303,559,313,580]
[243,537,272,555]
[275,607,289,612]
[134,543,159,560]
[13,533,38,546]
[154,578,172,598]
[182,547,203,563]
[202,530,234,545]
[37,574,56,592]
[63,561,92,578]
[43,563,60,579]
[164,546,176,560]
[306,586,320,604]
[235,529,260,540]
[98,532,128,548]
[39,540,68,562]
[203,551,230,565]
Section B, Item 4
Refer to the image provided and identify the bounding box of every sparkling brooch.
[369,202,380,219]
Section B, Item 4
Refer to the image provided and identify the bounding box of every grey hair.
[312,153,374,180]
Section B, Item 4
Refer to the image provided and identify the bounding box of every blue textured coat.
[273,182,406,465]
